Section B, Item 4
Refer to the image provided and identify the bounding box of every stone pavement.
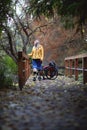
[0,76,87,130]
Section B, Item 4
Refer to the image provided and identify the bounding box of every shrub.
[0,55,17,89]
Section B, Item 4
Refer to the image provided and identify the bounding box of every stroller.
[33,61,58,81]
[41,61,58,80]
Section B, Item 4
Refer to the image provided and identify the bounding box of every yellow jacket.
[28,44,44,61]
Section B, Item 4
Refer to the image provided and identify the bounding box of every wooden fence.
[18,51,31,90]
[65,53,87,84]
[18,52,87,90]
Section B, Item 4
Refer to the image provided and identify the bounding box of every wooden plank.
[18,60,25,90]
[70,59,73,77]
[65,67,87,71]
[65,60,69,76]
[74,59,78,80]
[65,53,87,60]
[83,57,87,84]
[18,51,29,60]
[18,51,31,90]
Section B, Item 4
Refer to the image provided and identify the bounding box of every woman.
[28,39,44,81]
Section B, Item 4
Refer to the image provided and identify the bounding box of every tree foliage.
[0,0,50,63]
[0,0,12,24]
[0,54,17,88]
[29,0,87,27]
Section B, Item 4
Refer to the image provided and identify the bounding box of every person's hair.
[34,40,40,44]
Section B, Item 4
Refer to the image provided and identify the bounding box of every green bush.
[3,55,17,74]
[0,55,17,89]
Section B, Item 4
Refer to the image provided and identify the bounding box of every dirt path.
[0,76,87,130]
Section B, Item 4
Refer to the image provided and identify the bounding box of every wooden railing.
[18,51,31,90]
[65,53,87,84]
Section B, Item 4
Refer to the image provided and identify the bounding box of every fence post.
[18,51,24,90]
[83,57,87,84]
[65,60,69,76]
[18,51,30,90]
[70,59,73,77]
[74,59,78,81]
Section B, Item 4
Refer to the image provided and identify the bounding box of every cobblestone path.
[0,76,87,130]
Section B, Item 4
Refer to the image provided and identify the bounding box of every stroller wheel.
[46,67,58,80]
[33,77,36,81]
[38,76,41,81]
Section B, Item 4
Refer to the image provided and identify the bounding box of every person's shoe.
[43,76,45,80]
[33,77,36,81]
[38,76,41,81]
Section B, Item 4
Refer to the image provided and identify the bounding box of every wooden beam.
[18,51,31,90]
[70,59,73,77]
[65,60,69,76]
[65,53,87,60]
[74,59,78,81]
[83,57,87,84]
